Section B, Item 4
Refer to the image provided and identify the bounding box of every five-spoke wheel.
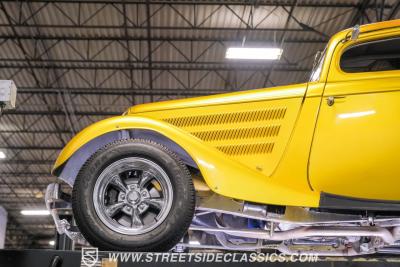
[93,157,173,235]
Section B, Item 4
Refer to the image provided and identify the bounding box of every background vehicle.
[47,20,400,256]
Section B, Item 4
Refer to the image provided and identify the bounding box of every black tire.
[72,139,195,251]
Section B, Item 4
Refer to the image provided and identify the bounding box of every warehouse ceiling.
[0,0,399,249]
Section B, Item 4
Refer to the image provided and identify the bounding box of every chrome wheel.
[93,157,173,235]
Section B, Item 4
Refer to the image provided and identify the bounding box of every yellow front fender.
[53,115,319,207]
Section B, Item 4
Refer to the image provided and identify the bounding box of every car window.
[340,37,400,73]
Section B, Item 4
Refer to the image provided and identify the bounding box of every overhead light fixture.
[0,151,5,159]
[20,209,50,216]
[225,47,282,60]
[49,240,55,246]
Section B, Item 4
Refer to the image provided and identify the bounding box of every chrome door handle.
[326,96,346,106]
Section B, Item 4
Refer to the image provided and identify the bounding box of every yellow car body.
[53,19,400,209]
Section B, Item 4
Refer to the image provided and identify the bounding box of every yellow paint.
[53,19,400,207]
[309,21,400,201]
[129,83,307,113]
[137,92,304,177]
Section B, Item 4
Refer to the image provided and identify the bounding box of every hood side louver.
[162,107,286,156]
[163,107,286,127]
[191,125,281,142]
[216,143,275,156]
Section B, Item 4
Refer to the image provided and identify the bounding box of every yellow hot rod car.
[46,19,400,255]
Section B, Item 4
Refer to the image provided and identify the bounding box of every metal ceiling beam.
[0,172,52,176]
[1,194,49,198]
[0,0,391,8]
[0,180,54,185]
[0,34,328,43]
[0,180,53,185]
[17,87,233,96]
[0,160,54,165]
[3,110,120,116]
[26,0,78,138]
[0,58,303,65]
[0,24,324,33]
[350,0,372,26]
[146,0,154,101]
[0,62,310,72]
[387,0,400,20]
[0,145,62,150]
[281,3,329,40]
[122,0,136,103]
[0,129,70,134]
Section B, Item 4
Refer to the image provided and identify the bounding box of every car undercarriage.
[46,182,400,256]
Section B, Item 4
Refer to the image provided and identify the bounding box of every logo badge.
[82,247,98,267]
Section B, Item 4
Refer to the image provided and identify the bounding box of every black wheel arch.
[53,129,199,187]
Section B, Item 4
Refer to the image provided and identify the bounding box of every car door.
[309,30,400,201]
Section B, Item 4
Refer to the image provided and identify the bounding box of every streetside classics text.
[107,252,319,263]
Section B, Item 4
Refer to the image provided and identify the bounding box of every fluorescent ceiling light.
[20,209,50,216]
[226,47,282,60]
[0,151,5,159]
[49,240,55,246]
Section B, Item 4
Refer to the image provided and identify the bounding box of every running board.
[320,193,400,211]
